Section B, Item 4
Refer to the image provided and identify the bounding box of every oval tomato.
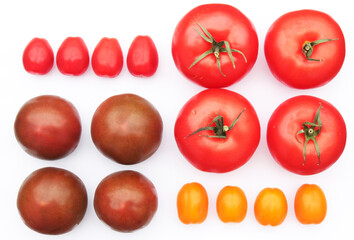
[172,4,258,88]
[264,10,345,89]
[127,35,158,77]
[22,38,54,75]
[14,95,82,160]
[56,37,90,76]
[174,89,260,173]
[216,186,247,223]
[177,182,208,224]
[17,167,87,235]
[92,37,123,78]
[91,94,163,165]
[254,188,288,226]
[267,95,346,175]
[294,184,327,224]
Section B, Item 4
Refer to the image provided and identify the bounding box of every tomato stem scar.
[296,103,322,165]
[185,108,246,139]
[302,38,339,61]
[189,23,247,77]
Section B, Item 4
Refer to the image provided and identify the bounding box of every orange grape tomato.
[294,184,327,224]
[254,188,288,226]
[216,186,247,223]
[177,182,208,224]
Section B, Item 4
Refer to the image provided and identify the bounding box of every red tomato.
[17,167,87,235]
[22,38,54,75]
[127,35,158,77]
[264,10,345,89]
[56,37,89,76]
[172,4,258,88]
[174,89,260,173]
[94,170,158,232]
[14,95,82,160]
[92,37,123,78]
[267,95,346,175]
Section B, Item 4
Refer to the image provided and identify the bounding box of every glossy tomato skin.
[94,170,158,232]
[267,95,346,175]
[254,188,288,226]
[56,37,89,76]
[174,89,260,173]
[23,38,54,75]
[172,4,258,88]
[216,186,247,223]
[294,184,327,224]
[127,35,158,77]
[92,37,123,78]
[177,182,208,224]
[14,95,82,160]
[91,94,163,165]
[265,10,345,89]
[17,167,88,235]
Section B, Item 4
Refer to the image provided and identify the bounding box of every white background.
[0,0,353,239]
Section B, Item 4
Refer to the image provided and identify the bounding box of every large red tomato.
[172,4,258,88]
[267,95,346,175]
[174,89,260,173]
[264,10,345,89]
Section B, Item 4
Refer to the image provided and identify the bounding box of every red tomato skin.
[56,37,90,76]
[127,36,158,77]
[174,89,260,173]
[92,37,123,78]
[267,95,346,175]
[23,38,54,75]
[172,4,258,88]
[265,10,345,89]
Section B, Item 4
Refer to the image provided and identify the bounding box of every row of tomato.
[16,2,346,235]
[177,182,327,226]
[23,35,158,77]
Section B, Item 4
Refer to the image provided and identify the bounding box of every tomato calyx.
[302,38,338,61]
[189,23,247,77]
[296,104,322,165]
[186,108,245,139]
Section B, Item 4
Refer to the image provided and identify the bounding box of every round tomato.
[267,95,346,175]
[254,188,288,226]
[14,95,82,160]
[94,170,158,232]
[91,94,163,165]
[216,186,247,223]
[56,37,89,76]
[265,10,345,89]
[294,184,327,224]
[91,37,123,78]
[127,35,158,77]
[17,167,87,235]
[172,3,258,88]
[174,89,260,173]
[177,182,208,224]
[22,38,54,75]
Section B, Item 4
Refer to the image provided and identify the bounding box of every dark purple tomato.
[14,95,82,160]
[94,170,158,232]
[17,167,88,235]
[91,94,163,165]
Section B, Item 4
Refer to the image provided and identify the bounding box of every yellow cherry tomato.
[254,188,288,226]
[177,182,208,224]
[294,184,327,224]
[216,186,247,223]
